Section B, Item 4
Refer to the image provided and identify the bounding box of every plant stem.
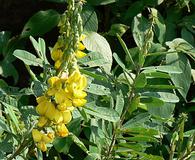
[25,64,38,81]
[105,66,140,159]
[7,138,32,160]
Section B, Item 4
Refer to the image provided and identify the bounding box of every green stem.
[25,64,38,81]
[7,138,32,160]
[116,34,136,68]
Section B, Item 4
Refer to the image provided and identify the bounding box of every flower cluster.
[33,69,87,151]
[32,0,87,152]
[51,35,86,70]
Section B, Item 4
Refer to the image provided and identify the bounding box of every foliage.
[0,0,195,159]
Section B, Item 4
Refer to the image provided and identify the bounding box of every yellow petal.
[45,102,56,120]
[62,110,72,124]
[75,50,87,59]
[47,88,57,96]
[36,101,48,116]
[73,90,87,99]
[78,42,85,50]
[57,99,72,111]
[47,132,55,140]
[55,89,66,104]
[56,124,69,137]
[72,98,87,107]
[36,96,47,104]
[54,60,62,69]
[37,142,47,152]
[51,49,63,61]
[53,109,64,124]
[37,116,48,127]
[77,75,87,90]
[67,70,81,83]
[32,129,42,142]
[42,134,53,143]
[48,76,59,87]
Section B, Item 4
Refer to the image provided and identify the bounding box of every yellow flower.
[75,50,87,59]
[56,124,69,137]
[62,110,72,124]
[32,129,42,142]
[45,102,56,120]
[37,142,47,152]
[72,98,87,107]
[37,116,48,127]
[36,101,48,116]
[51,49,63,61]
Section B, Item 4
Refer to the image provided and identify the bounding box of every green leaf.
[140,96,164,108]
[115,90,125,116]
[70,133,89,154]
[13,49,43,67]
[181,28,195,45]
[123,113,151,128]
[142,65,182,74]
[80,69,108,82]
[79,52,108,67]
[86,83,111,95]
[141,92,179,103]
[166,53,191,100]
[21,9,60,37]
[124,135,158,143]
[151,8,166,44]
[82,6,98,32]
[132,13,152,49]
[87,0,117,5]
[0,31,11,54]
[134,73,147,88]
[120,127,159,136]
[123,1,144,23]
[85,101,120,122]
[144,71,170,79]
[144,84,181,89]
[0,117,11,133]
[83,32,113,73]
[118,143,144,152]
[1,101,20,132]
[166,38,195,60]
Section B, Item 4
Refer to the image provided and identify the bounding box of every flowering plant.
[0,0,194,159]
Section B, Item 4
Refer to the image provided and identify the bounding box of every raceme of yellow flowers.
[32,43,88,151]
